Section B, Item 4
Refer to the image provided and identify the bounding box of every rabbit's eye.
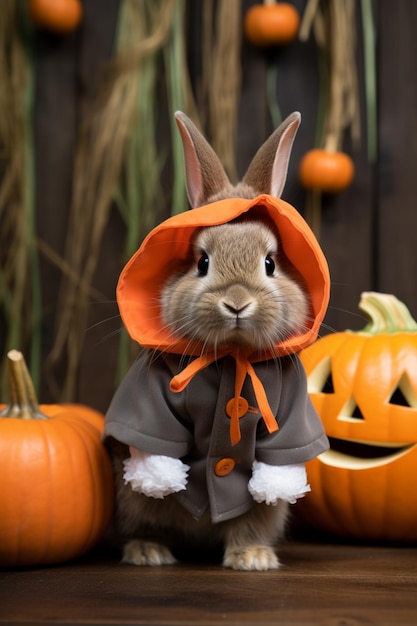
[265,255,275,276]
[197,252,209,276]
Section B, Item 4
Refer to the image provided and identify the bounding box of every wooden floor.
[1,538,417,626]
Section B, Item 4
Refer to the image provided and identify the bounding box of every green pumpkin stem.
[359,292,417,334]
[0,350,47,419]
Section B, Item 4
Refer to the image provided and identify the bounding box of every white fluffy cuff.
[123,447,190,499]
[248,461,311,505]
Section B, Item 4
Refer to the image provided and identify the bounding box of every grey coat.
[104,351,328,523]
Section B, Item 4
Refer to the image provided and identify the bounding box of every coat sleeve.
[104,352,194,458]
[255,355,329,466]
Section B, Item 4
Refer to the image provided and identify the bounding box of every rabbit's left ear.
[242,112,301,198]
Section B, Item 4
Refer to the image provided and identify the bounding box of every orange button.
[214,457,236,477]
[226,397,249,419]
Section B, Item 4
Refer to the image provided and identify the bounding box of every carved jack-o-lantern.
[297,292,417,541]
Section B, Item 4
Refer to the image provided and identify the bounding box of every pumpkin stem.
[0,350,47,419]
[358,292,417,334]
[324,134,338,153]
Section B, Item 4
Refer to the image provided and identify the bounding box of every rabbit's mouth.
[222,325,265,350]
[225,327,253,344]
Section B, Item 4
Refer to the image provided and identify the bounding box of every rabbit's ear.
[175,111,231,208]
[242,112,301,198]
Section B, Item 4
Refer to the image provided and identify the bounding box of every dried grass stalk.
[300,0,361,151]
[0,1,40,394]
[300,0,362,240]
[165,0,199,216]
[208,0,242,182]
[46,0,176,401]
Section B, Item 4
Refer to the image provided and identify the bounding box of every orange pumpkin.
[244,2,300,47]
[0,350,114,567]
[28,0,83,33]
[297,292,417,541]
[299,148,354,193]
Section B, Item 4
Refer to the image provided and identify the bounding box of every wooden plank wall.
[3,0,417,412]
[377,2,417,311]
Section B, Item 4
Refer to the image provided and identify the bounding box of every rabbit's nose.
[222,286,256,317]
[223,302,251,316]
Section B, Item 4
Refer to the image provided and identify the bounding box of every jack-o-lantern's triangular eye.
[387,372,417,408]
[307,357,335,394]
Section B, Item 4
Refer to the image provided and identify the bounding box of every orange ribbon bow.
[170,350,278,446]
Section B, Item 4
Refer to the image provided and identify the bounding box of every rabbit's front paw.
[123,448,190,498]
[248,461,310,505]
[122,540,176,566]
[223,545,280,571]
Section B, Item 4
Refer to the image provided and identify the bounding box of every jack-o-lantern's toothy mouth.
[319,437,415,470]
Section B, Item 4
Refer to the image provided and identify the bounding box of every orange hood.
[117,194,330,358]
[117,194,330,445]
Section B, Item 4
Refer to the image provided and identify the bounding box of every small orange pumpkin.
[244,1,300,47]
[28,0,83,34]
[297,293,417,541]
[0,350,114,567]
[299,148,354,193]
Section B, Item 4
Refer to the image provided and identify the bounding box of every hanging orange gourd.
[297,292,417,541]
[28,0,83,34]
[0,350,114,567]
[244,1,300,47]
[299,148,355,193]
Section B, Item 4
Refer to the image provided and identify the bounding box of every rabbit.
[104,111,330,571]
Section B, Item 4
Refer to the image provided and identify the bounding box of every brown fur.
[108,111,303,570]
[109,439,288,570]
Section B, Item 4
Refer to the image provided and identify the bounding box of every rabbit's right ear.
[175,111,232,208]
